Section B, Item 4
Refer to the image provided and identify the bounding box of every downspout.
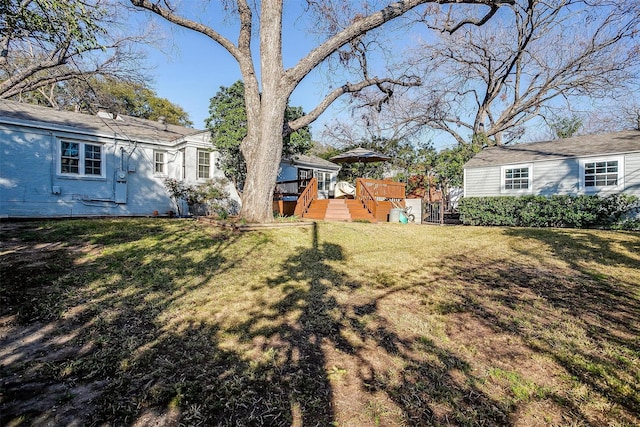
[49,131,55,192]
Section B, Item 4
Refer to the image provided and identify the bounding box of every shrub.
[458,194,639,228]
[163,178,235,217]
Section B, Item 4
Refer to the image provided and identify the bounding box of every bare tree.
[0,0,152,102]
[391,0,640,146]
[129,0,512,222]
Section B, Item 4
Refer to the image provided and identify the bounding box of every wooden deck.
[274,178,406,222]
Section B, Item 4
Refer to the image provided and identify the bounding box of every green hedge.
[458,194,640,228]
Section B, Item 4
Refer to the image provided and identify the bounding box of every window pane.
[84,145,101,175]
[155,151,165,173]
[61,142,79,174]
[504,167,529,190]
[584,160,618,187]
[198,151,210,178]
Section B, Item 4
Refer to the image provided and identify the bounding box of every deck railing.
[358,178,405,200]
[293,177,318,217]
[355,178,379,219]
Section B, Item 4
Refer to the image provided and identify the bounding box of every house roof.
[0,99,206,143]
[465,130,640,169]
[284,153,341,171]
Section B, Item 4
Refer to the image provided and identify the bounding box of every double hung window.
[154,151,166,174]
[198,150,211,179]
[60,141,103,177]
[581,157,623,191]
[584,160,618,187]
[501,164,532,193]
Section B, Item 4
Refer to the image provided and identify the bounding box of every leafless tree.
[0,0,153,102]
[388,0,640,146]
[129,0,512,222]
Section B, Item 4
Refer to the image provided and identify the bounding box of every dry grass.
[1,219,638,426]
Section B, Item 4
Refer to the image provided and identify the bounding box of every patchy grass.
[1,219,638,426]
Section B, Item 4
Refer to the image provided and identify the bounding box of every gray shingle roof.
[465,130,640,169]
[285,153,341,170]
[0,99,206,143]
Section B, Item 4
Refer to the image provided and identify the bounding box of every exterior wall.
[464,153,640,199]
[463,167,502,197]
[276,163,338,200]
[0,122,240,218]
[0,124,146,218]
[531,159,579,196]
[624,152,640,196]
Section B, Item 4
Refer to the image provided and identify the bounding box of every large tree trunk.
[240,102,288,223]
[238,0,288,223]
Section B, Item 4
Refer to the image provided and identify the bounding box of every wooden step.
[324,199,351,221]
[301,198,377,222]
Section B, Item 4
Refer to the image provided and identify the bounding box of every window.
[180,149,186,179]
[60,141,103,177]
[198,150,210,179]
[581,156,624,191]
[85,145,102,175]
[584,160,618,187]
[61,142,79,174]
[501,164,532,193]
[505,167,529,189]
[315,171,331,191]
[154,150,166,174]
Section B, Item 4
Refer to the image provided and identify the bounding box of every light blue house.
[277,154,341,200]
[464,130,640,202]
[0,100,240,218]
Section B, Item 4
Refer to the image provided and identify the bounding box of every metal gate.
[424,201,444,224]
[423,199,462,225]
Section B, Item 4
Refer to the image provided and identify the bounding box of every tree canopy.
[75,77,193,126]
[1,0,150,101]
[206,80,312,192]
[348,0,640,146]
[549,115,583,140]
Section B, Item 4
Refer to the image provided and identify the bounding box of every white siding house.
[0,100,240,218]
[464,130,640,199]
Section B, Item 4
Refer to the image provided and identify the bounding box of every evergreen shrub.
[458,194,639,228]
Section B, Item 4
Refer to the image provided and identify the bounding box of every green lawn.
[1,219,638,426]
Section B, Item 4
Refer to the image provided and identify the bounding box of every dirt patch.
[0,319,105,426]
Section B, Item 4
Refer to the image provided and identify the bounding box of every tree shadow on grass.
[226,223,510,426]
[0,219,270,425]
[433,227,640,424]
[6,220,631,425]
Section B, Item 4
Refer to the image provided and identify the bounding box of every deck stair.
[302,199,376,222]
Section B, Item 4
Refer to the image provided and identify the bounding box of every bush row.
[458,194,640,228]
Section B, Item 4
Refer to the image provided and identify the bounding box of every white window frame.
[180,149,186,179]
[154,150,166,175]
[500,164,532,194]
[314,171,332,192]
[580,156,624,193]
[197,150,211,179]
[58,140,105,178]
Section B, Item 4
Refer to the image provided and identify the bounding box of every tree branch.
[286,75,421,134]
[129,0,242,62]
[286,0,513,89]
